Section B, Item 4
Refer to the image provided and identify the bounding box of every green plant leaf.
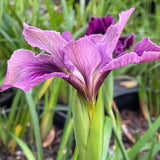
[9,132,36,160]
[112,124,129,160]
[102,117,112,160]
[102,72,116,127]
[57,119,73,160]
[40,77,63,140]
[128,116,160,159]
[32,0,41,26]
[0,115,8,146]
[8,89,23,132]
[139,143,160,160]
[96,0,105,17]
[72,24,88,40]
[61,0,75,32]
[25,91,43,160]
[72,89,89,160]
[43,0,59,30]
[57,85,73,160]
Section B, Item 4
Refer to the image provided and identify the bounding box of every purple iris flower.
[1,8,160,101]
[86,15,135,55]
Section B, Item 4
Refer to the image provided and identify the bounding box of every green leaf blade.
[86,87,104,160]
[128,116,160,159]
[9,132,36,160]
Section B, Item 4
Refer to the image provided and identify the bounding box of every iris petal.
[1,49,68,92]
[61,37,101,99]
[102,8,135,55]
[23,23,67,66]
[102,37,160,72]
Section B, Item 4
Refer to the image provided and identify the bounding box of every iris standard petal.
[61,37,101,98]
[96,42,112,69]
[102,8,135,55]
[23,23,67,66]
[1,49,68,92]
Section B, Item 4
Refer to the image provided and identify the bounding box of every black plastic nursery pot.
[53,105,68,128]
[0,88,17,108]
[1,103,67,129]
[113,80,140,111]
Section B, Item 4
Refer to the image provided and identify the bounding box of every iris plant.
[1,8,160,159]
[2,8,160,102]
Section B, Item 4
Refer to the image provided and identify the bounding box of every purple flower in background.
[1,8,160,101]
[86,15,135,55]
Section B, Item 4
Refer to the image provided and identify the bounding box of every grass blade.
[57,85,73,160]
[9,132,36,160]
[128,116,160,159]
[139,143,160,160]
[8,89,23,131]
[25,91,43,160]
[112,123,129,160]
[57,119,73,160]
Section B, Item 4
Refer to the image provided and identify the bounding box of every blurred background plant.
[0,0,160,159]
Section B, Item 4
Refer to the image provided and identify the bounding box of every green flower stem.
[86,100,95,123]
[72,90,89,160]
[72,88,104,160]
